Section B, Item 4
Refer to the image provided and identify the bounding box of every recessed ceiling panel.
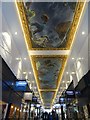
[41,91,55,104]
[32,56,67,89]
[24,2,76,49]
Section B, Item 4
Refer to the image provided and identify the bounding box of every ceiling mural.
[32,56,67,90]
[24,2,77,49]
[31,55,67,106]
[41,91,55,104]
[35,57,62,89]
[15,1,86,108]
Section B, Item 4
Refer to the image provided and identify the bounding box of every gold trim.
[31,55,67,105]
[51,56,68,106]
[15,1,32,50]
[15,1,86,107]
[31,55,67,89]
[15,2,85,50]
[66,2,86,49]
[40,89,56,92]
[30,55,44,105]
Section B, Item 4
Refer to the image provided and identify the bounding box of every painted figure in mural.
[26,9,35,20]
[31,14,49,35]
[25,2,32,10]
[25,2,35,22]
[24,2,76,48]
[35,58,61,89]
[32,35,49,47]
[55,21,71,46]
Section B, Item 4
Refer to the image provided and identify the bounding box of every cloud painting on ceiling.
[24,2,76,48]
[41,91,54,103]
[35,57,62,89]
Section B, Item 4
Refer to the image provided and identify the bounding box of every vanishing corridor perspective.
[0,1,90,120]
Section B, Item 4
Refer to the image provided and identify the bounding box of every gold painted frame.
[15,1,86,107]
[31,55,67,90]
[15,1,85,50]
[30,55,67,106]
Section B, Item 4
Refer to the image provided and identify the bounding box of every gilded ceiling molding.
[40,89,56,92]
[31,55,67,105]
[30,55,44,105]
[15,1,86,107]
[31,55,67,90]
[51,56,68,106]
[66,2,86,49]
[15,1,86,50]
[15,1,32,50]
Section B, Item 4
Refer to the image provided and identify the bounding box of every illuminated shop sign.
[16,81,27,87]
[32,96,37,103]
[66,91,74,95]
[24,92,32,101]
[14,80,27,91]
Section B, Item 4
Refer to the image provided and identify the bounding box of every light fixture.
[15,32,17,35]
[78,57,83,60]
[23,72,26,74]
[71,72,75,74]
[29,72,31,74]
[58,91,60,94]
[11,106,14,109]
[66,72,69,74]
[24,58,27,60]
[72,58,75,60]
[25,75,28,79]
[78,58,81,60]
[77,61,81,69]
[34,87,37,89]
[62,81,65,83]
[67,81,70,83]
[32,81,34,83]
[16,58,21,61]
[82,31,85,35]
[17,108,19,111]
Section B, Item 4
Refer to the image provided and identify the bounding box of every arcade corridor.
[0,1,90,120]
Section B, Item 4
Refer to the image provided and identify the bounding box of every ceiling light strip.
[30,56,44,105]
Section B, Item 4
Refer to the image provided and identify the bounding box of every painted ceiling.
[31,55,67,107]
[15,1,85,108]
[24,2,76,49]
[35,57,62,89]
[41,92,55,105]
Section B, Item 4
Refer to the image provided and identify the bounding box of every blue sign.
[66,91,74,95]
[14,81,27,91]
[16,81,27,87]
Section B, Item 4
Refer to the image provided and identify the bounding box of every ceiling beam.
[29,50,70,55]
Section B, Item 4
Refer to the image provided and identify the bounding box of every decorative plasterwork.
[30,55,67,105]
[15,2,85,50]
[15,1,86,107]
